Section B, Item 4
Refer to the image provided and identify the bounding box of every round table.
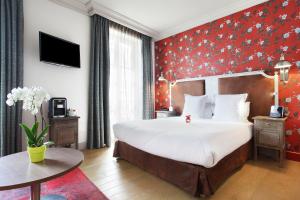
[0,148,84,200]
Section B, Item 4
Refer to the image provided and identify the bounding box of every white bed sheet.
[113,117,252,168]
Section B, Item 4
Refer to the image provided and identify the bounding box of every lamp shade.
[274,54,292,83]
[274,54,292,69]
[158,73,167,82]
[274,60,292,69]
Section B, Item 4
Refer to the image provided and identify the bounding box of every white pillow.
[239,101,250,122]
[182,94,208,118]
[202,102,214,119]
[213,94,248,122]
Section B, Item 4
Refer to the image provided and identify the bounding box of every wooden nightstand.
[49,116,79,149]
[253,116,287,167]
[156,110,176,118]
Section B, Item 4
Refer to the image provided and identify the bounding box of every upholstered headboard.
[171,80,205,115]
[169,72,274,121]
[219,75,274,121]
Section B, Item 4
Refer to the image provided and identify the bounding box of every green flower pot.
[27,145,46,163]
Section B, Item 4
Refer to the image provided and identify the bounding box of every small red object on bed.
[185,115,191,124]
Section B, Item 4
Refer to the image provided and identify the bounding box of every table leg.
[31,183,41,200]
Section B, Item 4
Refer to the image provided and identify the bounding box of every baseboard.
[286,151,300,162]
[78,141,87,150]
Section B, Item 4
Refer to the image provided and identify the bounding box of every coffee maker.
[48,98,67,118]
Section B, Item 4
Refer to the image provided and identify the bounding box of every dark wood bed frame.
[113,74,274,197]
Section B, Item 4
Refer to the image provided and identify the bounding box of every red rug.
[0,168,108,200]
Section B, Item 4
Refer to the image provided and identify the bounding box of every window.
[109,25,143,132]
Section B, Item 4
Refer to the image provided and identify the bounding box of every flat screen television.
[39,32,80,68]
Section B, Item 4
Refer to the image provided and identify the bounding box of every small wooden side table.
[0,148,83,200]
[49,116,79,149]
[253,116,287,167]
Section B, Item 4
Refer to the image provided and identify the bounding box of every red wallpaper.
[155,0,300,155]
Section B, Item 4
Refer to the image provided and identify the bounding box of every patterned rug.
[0,168,108,200]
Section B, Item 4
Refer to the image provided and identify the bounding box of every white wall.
[23,0,90,149]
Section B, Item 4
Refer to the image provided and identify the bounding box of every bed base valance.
[113,140,251,197]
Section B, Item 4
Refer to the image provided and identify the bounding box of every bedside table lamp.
[158,72,176,111]
[274,54,292,84]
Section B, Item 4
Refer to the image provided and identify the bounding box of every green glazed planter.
[27,145,46,163]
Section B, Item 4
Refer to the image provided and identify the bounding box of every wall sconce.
[158,72,167,82]
[274,54,292,84]
[158,72,176,111]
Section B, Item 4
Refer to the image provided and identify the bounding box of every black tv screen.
[39,32,80,68]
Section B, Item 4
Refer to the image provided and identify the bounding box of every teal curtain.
[87,15,111,148]
[0,0,24,156]
[142,35,154,119]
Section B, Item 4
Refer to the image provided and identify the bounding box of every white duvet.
[113,117,252,168]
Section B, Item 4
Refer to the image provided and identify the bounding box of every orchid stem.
[40,104,45,130]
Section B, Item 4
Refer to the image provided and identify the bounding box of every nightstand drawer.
[257,131,280,147]
[255,120,283,131]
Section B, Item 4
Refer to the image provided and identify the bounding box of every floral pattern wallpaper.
[155,0,300,156]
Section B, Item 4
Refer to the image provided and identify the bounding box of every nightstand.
[49,116,79,149]
[156,110,176,118]
[253,116,287,167]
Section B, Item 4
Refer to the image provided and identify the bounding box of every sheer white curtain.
[109,25,143,132]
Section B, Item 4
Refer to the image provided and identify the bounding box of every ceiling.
[90,0,240,33]
[55,0,269,40]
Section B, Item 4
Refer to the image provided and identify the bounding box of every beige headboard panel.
[171,80,205,115]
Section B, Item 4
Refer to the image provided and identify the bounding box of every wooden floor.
[80,145,300,200]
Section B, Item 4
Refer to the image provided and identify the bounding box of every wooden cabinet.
[253,116,287,167]
[156,110,176,118]
[49,116,79,149]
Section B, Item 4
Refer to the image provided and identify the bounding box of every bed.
[113,74,274,197]
[114,118,252,168]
